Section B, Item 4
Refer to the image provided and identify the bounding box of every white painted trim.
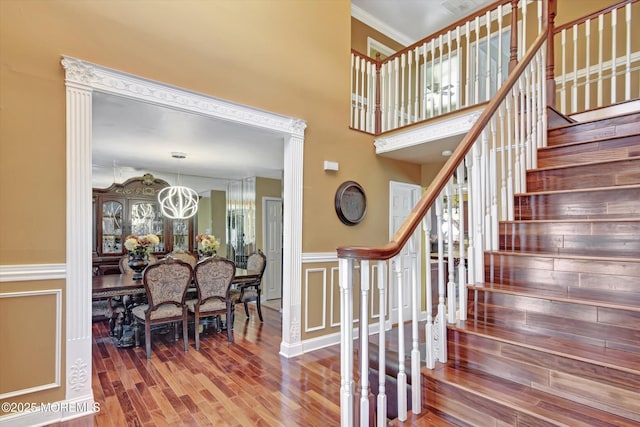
[0,289,61,399]
[304,268,327,333]
[374,108,482,154]
[351,4,413,47]
[298,321,386,354]
[367,37,395,59]
[61,58,306,406]
[330,265,340,328]
[0,264,66,282]
[302,252,338,263]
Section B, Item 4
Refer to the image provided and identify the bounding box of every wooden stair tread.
[422,364,640,427]
[469,281,640,313]
[449,321,640,375]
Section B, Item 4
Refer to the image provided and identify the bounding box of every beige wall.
[0,0,420,406]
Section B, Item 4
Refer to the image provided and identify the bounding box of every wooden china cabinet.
[92,173,196,275]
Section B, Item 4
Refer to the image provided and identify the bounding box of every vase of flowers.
[196,233,220,259]
[124,233,160,280]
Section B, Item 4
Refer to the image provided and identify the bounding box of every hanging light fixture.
[158,152,199,219]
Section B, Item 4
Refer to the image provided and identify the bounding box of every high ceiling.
[92,1,494,192]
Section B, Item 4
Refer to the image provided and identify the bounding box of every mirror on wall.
[226,177,256,268]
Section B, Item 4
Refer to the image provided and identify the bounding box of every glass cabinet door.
[102,200,123,254]
[129,201,165,252]
[172,219,190,251]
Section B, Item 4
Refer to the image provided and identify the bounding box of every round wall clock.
[335,181,367,225]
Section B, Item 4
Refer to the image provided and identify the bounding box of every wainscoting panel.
[0,289,61,399]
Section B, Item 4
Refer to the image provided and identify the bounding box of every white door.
[389,181,422,324]
[263,197,283,301]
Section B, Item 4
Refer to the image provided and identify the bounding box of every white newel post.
[340,258,354,427]
[62,58,96,415]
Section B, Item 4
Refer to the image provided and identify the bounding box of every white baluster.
[506,91,514,221]
[394,57,400,129]
[446,181,456,324]
[561,29,567,114]
[423,214,436,369]
[611,8,617,104]
[339,258,354,427]
[435,195,448,362]
[439,34,444,115]
[376,261,387,427]
[359,57,367,132]
[414,46,420,123]
[585,19,591,110]
[394,257,407,422]
[497,4,504,91]
[465,21,471,107]
[380,64,387,132]
[400,53,406,127]
[485,11,491,101]
[572,24,578,113]
[490,118,499,251]
[359,260,370,427]
[421,42,428,120]
[409,237,420,414]
[447,30,452,112]
[465,152,476,285]
[625,3,631,101]
[475,16,480,104]
[457,163,467,321]
[597,14,603,108]
[431,39,436,118]
[350,53,355,129]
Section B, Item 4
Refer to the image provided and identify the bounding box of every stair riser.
[448,329,640,419]
[514,187,640,220]
[538,135,640,168]
[423,377,551,426]
[468,290,640,351]
[484,252,640,290]
[547,112,640,146]
[527,158,640,191]
[498,220,640,258]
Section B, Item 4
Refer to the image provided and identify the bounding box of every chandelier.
[157,152,199,219]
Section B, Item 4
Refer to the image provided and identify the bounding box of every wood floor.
[49,304,456,427]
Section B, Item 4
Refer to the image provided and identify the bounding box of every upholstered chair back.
[142,258,192,318]
[193,256,236,305]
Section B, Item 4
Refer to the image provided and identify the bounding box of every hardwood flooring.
[49,305,344,427]
[48,304,456,427]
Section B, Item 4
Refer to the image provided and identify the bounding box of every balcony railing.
[351,0,639,135]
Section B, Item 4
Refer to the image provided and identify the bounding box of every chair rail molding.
[59,55,306,424]
[0,264,66,282]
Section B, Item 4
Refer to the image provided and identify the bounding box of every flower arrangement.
[196,233,220,256]
[124,233,160,255]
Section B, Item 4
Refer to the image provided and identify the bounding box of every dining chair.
[234,250,267,322]
[187,255,236,348]
[167,250,198,268]
[106,253,159,337]
[131,257,193,359]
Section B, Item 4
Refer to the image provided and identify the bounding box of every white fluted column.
[61,58,95,412]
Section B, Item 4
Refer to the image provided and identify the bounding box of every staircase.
[421,109,640,426]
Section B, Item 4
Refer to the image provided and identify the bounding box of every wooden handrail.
[337,27,549,261]
[553,0,636,34]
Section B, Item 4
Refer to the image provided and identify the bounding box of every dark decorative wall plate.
[335,181,367,225]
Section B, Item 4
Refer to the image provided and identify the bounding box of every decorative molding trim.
[61,56,307,138]
[0,289,61,400]
[0,264,66,282]
[374,109,483,154]
[302,252,338,263]
[304,268,327,333]
[351,4,413,47]
[330,266,340,328]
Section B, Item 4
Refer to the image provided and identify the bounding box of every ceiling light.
[441,149,453,157]
[158,153,199,219]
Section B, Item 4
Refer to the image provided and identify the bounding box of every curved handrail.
[337,27,549,261]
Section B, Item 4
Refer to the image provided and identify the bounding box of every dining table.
[92,268,259,347]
